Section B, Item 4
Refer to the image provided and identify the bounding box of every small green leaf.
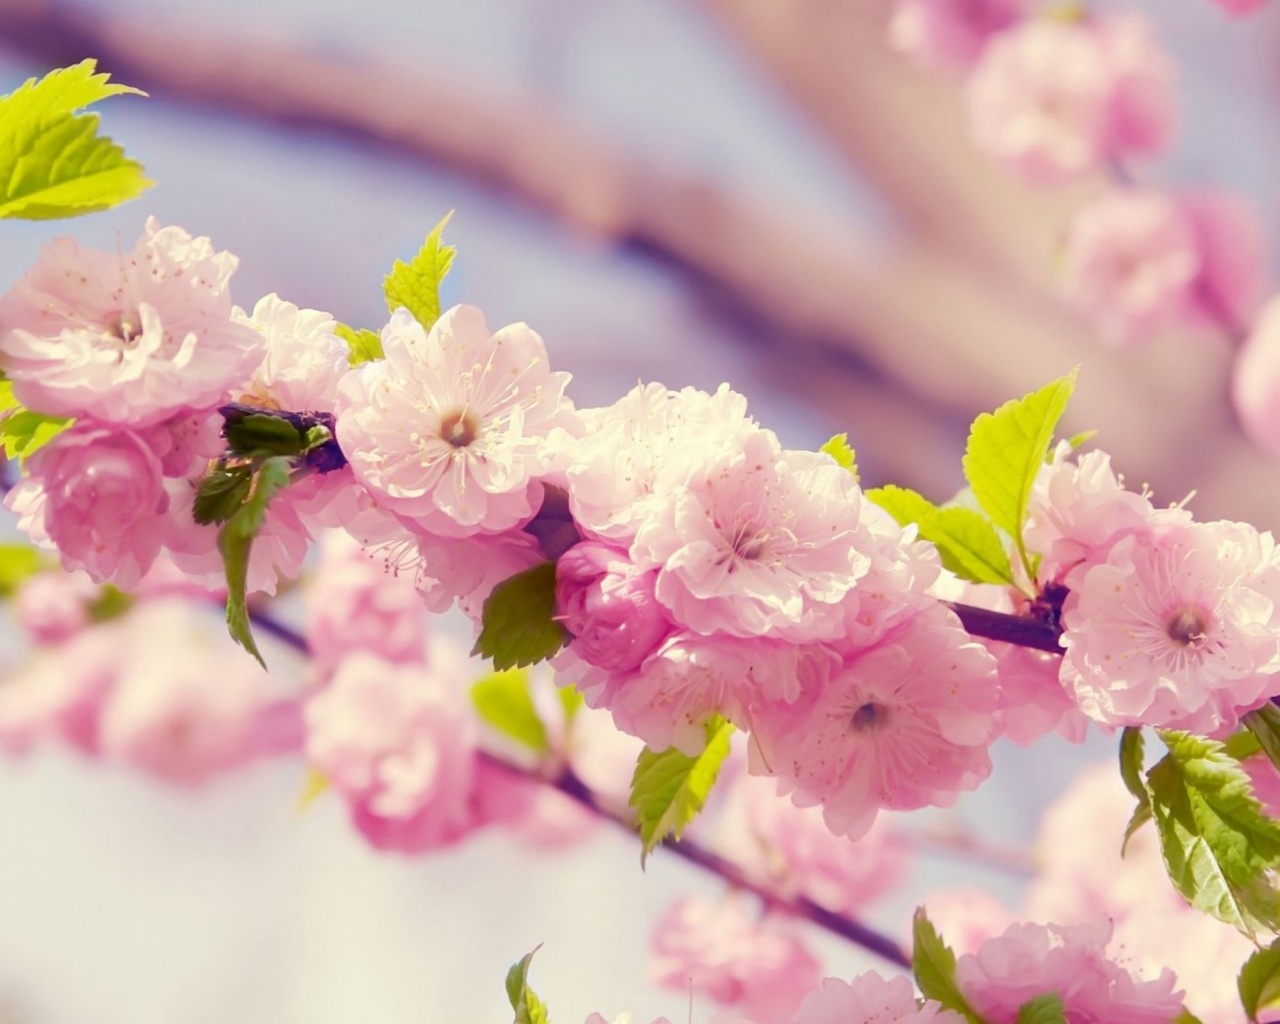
[1240,938,1280,1023]
[0,59,152,220]
[629,717,734,867]
[1015,992,1067,1024]
[920,506,1015,585]
[384,211,456,331]
[1120,728,1153,855]
[471,669,549,754]
[192,465,253,526]
[224,412,305,458]
[820,433,857,480]
[1174,1011,1206,1024]
[472,563,567,671]
[335,323,384,366]
[911,908,982,1024]
[557,683,583,727]
[1066,429,1098,451]
[0,543,43,598]
[962,370,1077,579]
[1246,706,1280,775]
[86,584,132,623]
[1145,730,1280,938]
[1,409,72,462]
[505,946,551,1024]
[217,457,292,667]
[866,484,937,528]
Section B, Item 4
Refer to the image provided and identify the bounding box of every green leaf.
[962,370,1077,579]
[557,683,583,727]
[335,323,384,366]
[224,413,305,458]
[472,563,567,671]
[0,543,43,598]
[1240,938,1280,1023]
[383,211,456,331]
[1120,728,1153,855]
[820,433,857,480]
[86,584,132,623]
[192,465,253,526]
[1,409,71,462]
[1145,730,1280,938]
[217,457,292,667]
[629,717,734,867]
[1246,706,1280,776]
[1066,429,1098,451]
[910,908,982,1024]
[1015,992,1067,1024]
[865,485,1013,585]
[1174,1012,1206,1024]
[471,669,549,754]
[505,947,551,1024]
[0,59,152,220]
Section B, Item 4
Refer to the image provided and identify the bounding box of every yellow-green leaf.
[383,211,456,331]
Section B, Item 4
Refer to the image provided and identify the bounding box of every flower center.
[850,702,889,733]
[439,408,480,449]
[103,310,141,346]
[1166,606,1210,648]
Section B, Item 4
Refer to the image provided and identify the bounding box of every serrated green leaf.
[0,543,43,598]
[1246,707,1280,776]
[384,211,456,331]
[472,563,567,671]
[1,409,72,462]
[217,457,292,667]
[471,669,548,754]
[866,484,937,528]
[334,323,384,366]
[1015,992,1067,1024]
[629,717,734,867]
[1240,938,1280,1023]
[0,59,152,220]
[962,370,1077,580]
[911,908,982,1024]
[192,465,253,526]
[920,506,1015,585]
[820,432,857,480]
[1120,728,1153,855]
[1145,730,1280,938]
[505,946,551,1024]
[224,413,305,458]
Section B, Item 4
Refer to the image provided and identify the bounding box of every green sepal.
[629,717,734,867]
[223,412,305,459]
[1239,938,1280,1022]
[0,59,152,220]
[472,563,567,671]
[384,211,456,331]
[217,456,292,667]
[910,908,982,1024]
[471,668,549,754]
[505,946,551,1024]
[1245,706,1280,775]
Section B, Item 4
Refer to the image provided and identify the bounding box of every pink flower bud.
[555,542,671,673]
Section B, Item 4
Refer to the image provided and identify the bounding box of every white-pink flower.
[335,304,577,539]
[887,0,1024,71]
[1060,516,1280,733]
[955,919,1185,1023]
[748,604,1000,839]
[650,896,820,1024]
[793,973,965,1024]
[234,293,348,414]
[1234,296,1280,459]
[0,218,262,425]
[13,569,98,644]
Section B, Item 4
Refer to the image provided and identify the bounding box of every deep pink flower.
[556,541,671,672]
[1214,0,1268,13]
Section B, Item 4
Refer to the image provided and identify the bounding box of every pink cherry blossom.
[0,218,262,425]
[793,973,966,1024]
[887,0,1024,71]
[556,541,672,673]
[233,293,348,414]
[1233,297,1280,458]
[918,889,1016,956]
[1181,190,1265,334]
[335,304,578,539]
[650,896,820,1024]
[956,919,1185,1022]
[304,645,486,853]
[748,604,999,839]
[7,425,171,588]
[1214,0,1268,12]
[1060,516,1280,733]
[13,569,98,644]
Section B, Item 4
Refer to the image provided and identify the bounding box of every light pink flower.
[887,0,1024,71]
[304,645,485,853]
[839,502,941,649]
[7,425,171,588]
[556,541,672,672]
[748,605,999,839]
[233,294,348,414]
[13,569,98,644]
[335,304,577,539]
[650,896,820,1024]
[956,919,1185,1023]
[918,889,1016,956]
[793,973,965,1024]
[0,218,262,425]
[1181,190,1265,334]
[1234,297,1280,459]
[1060,517,1280,733]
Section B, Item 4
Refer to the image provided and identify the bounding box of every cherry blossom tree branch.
[943,601,1063,654]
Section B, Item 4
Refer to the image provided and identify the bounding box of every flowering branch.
[943,600,1063,654]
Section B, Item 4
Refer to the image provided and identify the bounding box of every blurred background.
[1,0,1279,1020]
